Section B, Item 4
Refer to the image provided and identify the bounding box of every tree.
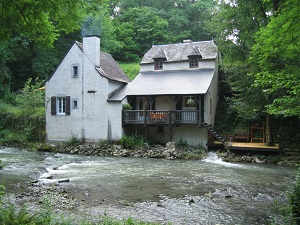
[207,0,276,144]
[113,7,170,61]
[0,0,106,46]
[251,0,300,117]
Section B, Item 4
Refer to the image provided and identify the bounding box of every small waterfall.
[203,152,242,167]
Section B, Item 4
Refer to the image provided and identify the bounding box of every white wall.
[46,43,84,141]
[204,70,219,126]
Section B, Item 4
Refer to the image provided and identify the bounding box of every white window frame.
[57,97,66,115]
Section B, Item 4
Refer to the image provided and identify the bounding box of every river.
[0,146,297,224]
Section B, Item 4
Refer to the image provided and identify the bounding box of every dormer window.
[188,46,202,68]
[154,59,164,70]
[189,57,199,68]
[153,48,167,70]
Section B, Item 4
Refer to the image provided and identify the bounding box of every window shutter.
[51,97,56,115]
[66,96,71,115]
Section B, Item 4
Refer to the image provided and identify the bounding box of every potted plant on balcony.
[123,103,132,122]
[122,103,132,110]
[187,98,195,107]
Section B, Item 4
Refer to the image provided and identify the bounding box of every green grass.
[0,198,163,225]
[118,62,140,80]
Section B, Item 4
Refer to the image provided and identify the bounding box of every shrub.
[290,168,300,224]
[0,160,4,170]
[120,134,146,149]
[62,135,81,147]
[175,137,188,147]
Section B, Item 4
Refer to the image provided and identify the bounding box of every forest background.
[0,0,299,148]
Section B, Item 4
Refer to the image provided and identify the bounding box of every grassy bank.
[0,202,161,225]
[0,102,45,146]
[118,62,140,80]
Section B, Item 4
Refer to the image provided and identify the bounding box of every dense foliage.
[251,0,300,117]
[0,78,45,145]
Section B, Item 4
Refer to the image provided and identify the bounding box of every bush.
[62,135,81,147]
[120,134,146,149]
[175,137,188,147]
[290,168,300,224]
[0,160,5,170]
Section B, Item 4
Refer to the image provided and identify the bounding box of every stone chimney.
[83,36,100,67]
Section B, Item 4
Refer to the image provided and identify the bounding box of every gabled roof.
[141,40,217,64]
[108,69,215,101]
[188,46,202,57]
[75,41,130,83]
[152,48,167,60]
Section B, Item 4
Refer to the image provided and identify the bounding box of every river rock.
[253,157,266,164]
[58,179,70,183]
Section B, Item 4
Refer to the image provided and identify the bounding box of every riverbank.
[35,141,300,166]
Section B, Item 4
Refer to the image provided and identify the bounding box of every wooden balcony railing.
[122,110,200,126]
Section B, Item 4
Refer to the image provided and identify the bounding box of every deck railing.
[122,110,200,125]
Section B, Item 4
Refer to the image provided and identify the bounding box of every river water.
[0,147,297,224]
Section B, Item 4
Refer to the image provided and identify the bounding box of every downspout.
[81,53,85,142]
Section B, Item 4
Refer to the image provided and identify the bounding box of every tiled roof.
[108,69,215,101]
[75,41,130,83]
[97,52,130,83]
[141,40,217,64]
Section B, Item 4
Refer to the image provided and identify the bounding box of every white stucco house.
[46,36,220,147]
[45,36,130,142]
[109,39,220,146]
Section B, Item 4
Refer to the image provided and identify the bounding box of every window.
[51,96,70,116]
[73,100,78,109]
[189,57,199,68]
[72,65,79,78]
[57,97,66,115]
[154,60,163,70]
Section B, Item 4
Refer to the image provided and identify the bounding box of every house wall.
[124,125,208,147]
[203,61,219,127]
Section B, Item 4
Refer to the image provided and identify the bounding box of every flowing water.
[0,147,297,224]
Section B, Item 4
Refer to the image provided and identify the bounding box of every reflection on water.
[0,147,297,224]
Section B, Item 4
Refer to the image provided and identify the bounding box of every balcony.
[122,110,200,126]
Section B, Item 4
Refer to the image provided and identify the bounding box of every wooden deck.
[208,141,281,152]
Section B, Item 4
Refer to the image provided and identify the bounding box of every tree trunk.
[266,114,274,146]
